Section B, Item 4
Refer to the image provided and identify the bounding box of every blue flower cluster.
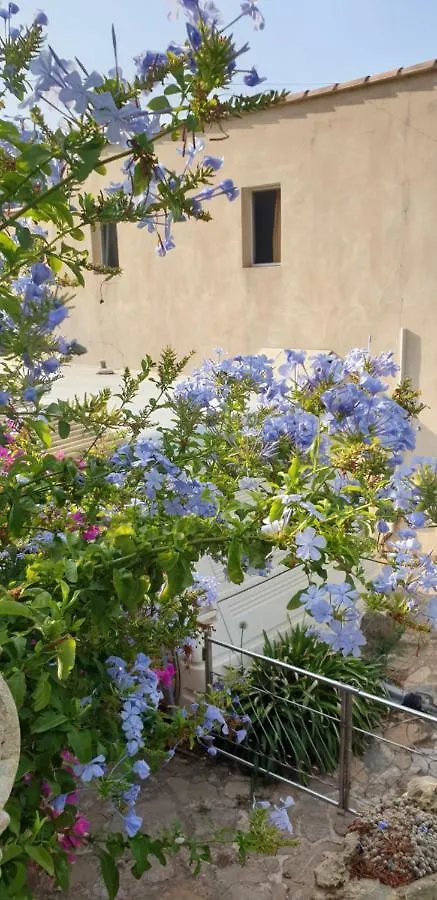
[300,582,365,657]
[109,437,221,519]
[2,263,83,403]
[372,527,437,622]
[192,699,250,756]
[107,653,162,758]
[188,573,218,608]
[253,795,294,834]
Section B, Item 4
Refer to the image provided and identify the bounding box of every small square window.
[242,186,281,267]
[91,223,119,268]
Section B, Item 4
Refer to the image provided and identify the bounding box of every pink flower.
[154,664,176,688]
[72,815,90,837]
[82,525,101,542]
[60,749,79,774]
[70,510,85,524]
[41,780,51,797]
[55,449,65,460]
[77,458,87,470]
[23,772,33,783]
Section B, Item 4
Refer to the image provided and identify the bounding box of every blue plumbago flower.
[168,0,221,26]
[254,795,294,833]
[132,759,151,780]
[33,9,48,25]
[240,1,265,29]
[190,573,218,608]
[31,262,52,285]
[328,582,359,608]
[134,50,167,78]
[46,303,68,330]
[377,519,390,534]
[262,408,319,453]
[243,66,266,88]
[73,755,106,783]
[89,93,154,145]
[186,22,202,50]
[105,472,126,488]
[377,820,389,831]
[219,178,239,201]
[406,511,425,528]
[49,794,72,815]
[122,784,141,808]
[123,810,143,838]
[235,729,247,744]
[22,386,37,403]
[29,49,71,95]
[41,357,59,375]
[295,527,327,562]
[324,619,366,657]
[301,585,333,624]
[203,154,224,171]
[107,655,162,757]
[58,69,103,115]
[0,391,10,405]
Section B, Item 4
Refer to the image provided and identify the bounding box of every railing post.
[203,629,213,692]
[338,690,353,812]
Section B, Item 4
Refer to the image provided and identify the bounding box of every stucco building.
[65,59,437,454]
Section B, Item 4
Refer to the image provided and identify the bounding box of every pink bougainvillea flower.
[72,815,90,837]
[55,449,65,460]
[82,525,101,542]
[154,664,176,688]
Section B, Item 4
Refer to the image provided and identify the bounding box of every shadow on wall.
[401,329,437,457]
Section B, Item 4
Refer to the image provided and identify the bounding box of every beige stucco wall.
[65,71,437,453]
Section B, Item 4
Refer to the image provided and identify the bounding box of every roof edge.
[278,58,437,109]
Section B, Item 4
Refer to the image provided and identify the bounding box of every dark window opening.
[252,188,281,265]
[101,223,119,267]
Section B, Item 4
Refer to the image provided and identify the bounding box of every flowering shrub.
[0,1,436,898]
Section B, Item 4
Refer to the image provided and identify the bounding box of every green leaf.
[67,728,92,762]
[0,843,21,864]
[148,95,171,112]
[3,860,27,895]
[54,852,71,892]
[15,224,32,249]
[64,559,78,583]
[164,83,180,96]
[129,835,152,878]
[58,420,71,439]
[5,798,21,836]
[269,498,283,522]
[8,500,32,538]
[287,589,305,611]
[0,598,36,621]
[99,851,120,900]
[7,670,26,708]
[56,637,76,680]
[0,231,17,262]
[227,536,244,584]
[32,418,52,448]
[24,844,54,877]
[33,675,52,712]
[0,291,21,320]
[32,711,68,733]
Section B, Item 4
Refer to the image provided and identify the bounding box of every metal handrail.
[205,636,437,724]
[204,633,437,813]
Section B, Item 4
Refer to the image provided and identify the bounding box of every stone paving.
[35,629,437,900]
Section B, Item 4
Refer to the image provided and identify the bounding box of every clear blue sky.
[12,0,437,93]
